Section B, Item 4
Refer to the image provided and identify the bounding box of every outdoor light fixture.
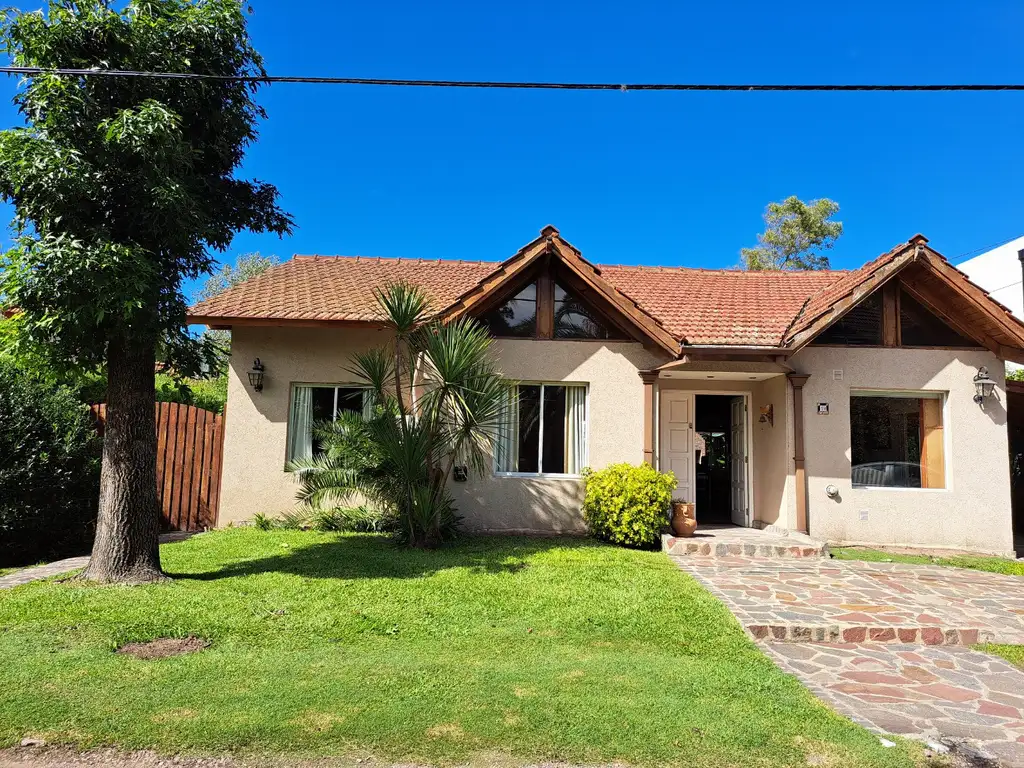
[973,366,995,404]
[248,358,265,393]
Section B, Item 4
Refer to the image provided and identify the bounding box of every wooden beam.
[899,278,1000,355]
[926,255,1024,345]
[882,281,899,347]
[787,373,811,534]
[640,371,657,466]
[185,316,386,330]
[536,261,554,339]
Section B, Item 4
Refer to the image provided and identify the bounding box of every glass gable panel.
[554,283,614,339]
[812,291,884,346]
[481,283,537,337]
[899,289,977,347]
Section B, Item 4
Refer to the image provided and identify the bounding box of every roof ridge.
[599,263,851,275]
[292,253,500,266]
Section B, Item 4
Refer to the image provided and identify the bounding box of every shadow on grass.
[169,534,608,582]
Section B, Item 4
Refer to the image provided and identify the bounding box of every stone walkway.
[766,643,1024,767]
[0,556,90,589]
[672,550,1024,765]
[673,555,1024,645]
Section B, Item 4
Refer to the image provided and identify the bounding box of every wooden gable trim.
[439,236,551,320]
[897,278,1000,354]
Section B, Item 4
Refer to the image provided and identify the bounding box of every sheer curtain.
[495,387,519,472]
[361,389,375,420]
[564,385,587,475]
[287,386,313,462]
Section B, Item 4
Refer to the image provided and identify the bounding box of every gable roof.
[187,227,1024,360]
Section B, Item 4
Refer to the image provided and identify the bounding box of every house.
[188,227,1024,556]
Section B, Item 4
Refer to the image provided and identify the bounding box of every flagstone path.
[672,552,1024,765]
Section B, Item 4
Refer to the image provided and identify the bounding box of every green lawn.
[0,531,924,767]
[979,644,1024,669]
[831,547,1024,576]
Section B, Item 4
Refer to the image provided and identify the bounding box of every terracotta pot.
[671,501,697,537]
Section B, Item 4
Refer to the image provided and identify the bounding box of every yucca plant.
[287,282,513,548]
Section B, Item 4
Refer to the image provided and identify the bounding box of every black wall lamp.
[248,358,265,393]
[973,366,995,404]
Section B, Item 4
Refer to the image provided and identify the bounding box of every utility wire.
[2,66,1024,91]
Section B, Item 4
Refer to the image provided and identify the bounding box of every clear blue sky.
[2,0,1023,300]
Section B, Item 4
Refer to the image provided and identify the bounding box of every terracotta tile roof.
[598,265,842,346]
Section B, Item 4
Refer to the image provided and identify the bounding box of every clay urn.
[670,500,697,537]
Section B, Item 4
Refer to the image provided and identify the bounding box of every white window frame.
[285,382,372,463]
[494,381,590,479]
[849,388,950,493]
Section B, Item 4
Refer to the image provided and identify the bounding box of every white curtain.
[361,389,375,420]
[564,385,587,474]
[287,386,313,461]
[495,387,519,472]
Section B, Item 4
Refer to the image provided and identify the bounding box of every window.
[812,292,884,346]
[495,383,587,475]
[899,289,977,348]
[850,393,945,489]
[480,283,537,337]
[554,282,614,339]
[287,384,371,461]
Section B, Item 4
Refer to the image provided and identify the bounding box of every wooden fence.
[89,402,224,531]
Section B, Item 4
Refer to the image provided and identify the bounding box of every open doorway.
[694,394,749,526]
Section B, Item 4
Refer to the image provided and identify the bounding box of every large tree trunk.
[82,335,166,584]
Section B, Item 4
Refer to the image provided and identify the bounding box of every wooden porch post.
[640,371,657,466]
[788,373,811,534]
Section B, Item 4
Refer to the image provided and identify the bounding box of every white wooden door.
[729,396,749,526]
[659,391,694,503]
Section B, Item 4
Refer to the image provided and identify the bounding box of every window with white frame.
[495,383,588,475]
[850,391,945,489]
[287,384,372,461]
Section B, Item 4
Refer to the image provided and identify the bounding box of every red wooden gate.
[89,402,224,531]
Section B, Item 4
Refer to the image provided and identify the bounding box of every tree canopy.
[740,196,843,271]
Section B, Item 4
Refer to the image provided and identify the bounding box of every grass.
[831,547,1024,576]
[978,644,1024,669]
[0,530,925,767]
[0,567,20,577]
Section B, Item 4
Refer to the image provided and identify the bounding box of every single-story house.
[188,226,1024,556]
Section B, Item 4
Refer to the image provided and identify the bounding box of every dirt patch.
[116,636,209,660]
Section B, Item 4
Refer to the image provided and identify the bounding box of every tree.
[741,196,843,270]
[288,283,512,548]
[0,1,292,583]
[196,251,279,362]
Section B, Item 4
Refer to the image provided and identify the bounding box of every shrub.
[0,358,101,566]
[252,506,396,533]
[582,463,675,548]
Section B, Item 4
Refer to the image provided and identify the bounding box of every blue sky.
[2,0,1023,300]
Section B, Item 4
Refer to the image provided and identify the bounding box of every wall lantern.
[248,358,265,393]
[973,366,995,404]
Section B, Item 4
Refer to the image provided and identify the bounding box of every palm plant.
[287,282,513,548]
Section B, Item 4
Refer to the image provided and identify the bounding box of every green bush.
[582,463,675,548]
[253,505,397,533]
[0,358,101,566]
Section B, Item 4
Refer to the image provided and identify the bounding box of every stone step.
[663,535,828,559]
[747,623,994,645]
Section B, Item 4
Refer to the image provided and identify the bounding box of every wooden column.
[640,371,657,466]
[882,281,900,347]
[788,373,811,534]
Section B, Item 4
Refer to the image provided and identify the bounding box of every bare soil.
[115,636,209,660]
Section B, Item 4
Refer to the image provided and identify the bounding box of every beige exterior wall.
[219,327,666,531]
[790,347,1014,556]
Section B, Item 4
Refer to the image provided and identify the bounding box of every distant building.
[958,236,1024,372]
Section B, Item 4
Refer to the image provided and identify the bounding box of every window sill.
[851,485,948,492]
[493,472,584,480]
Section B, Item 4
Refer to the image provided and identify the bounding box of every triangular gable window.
[899,289,976,347]
[810,282,981,349]
[480,283,537,337]
[554,282,615,339]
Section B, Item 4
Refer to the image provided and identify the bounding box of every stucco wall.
[791,347,1014,555]
[219,327,666,531]
[449,339,667,533]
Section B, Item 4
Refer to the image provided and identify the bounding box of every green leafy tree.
[196,251,279,359]
[0,1,292,583]
[288,283,513,548]
[741,196,843,270]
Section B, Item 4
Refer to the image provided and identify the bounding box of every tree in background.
[196,252,279,361]
[0,1,292,583]
[741,196,843,270]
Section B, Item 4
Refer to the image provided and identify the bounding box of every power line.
[955,233,1024,261]
[2,66,1024,91]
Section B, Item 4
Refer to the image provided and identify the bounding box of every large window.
[480,284,537,337]
[554,282,614,339]
[495,383,588,475]
[850,392,945,489]
[287,384,371,461]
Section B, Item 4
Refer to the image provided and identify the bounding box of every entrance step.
[746,623,994,645]
[662,525,828,559]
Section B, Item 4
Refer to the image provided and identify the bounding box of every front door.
[660,391,694,503]
[729,395,749,526]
